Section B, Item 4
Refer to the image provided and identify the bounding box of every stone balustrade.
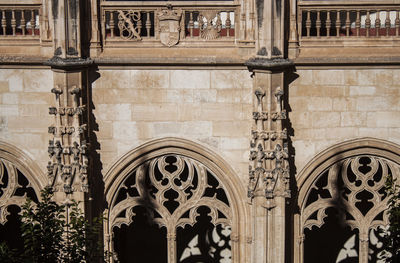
[0,6,40,37]
[298,3,400,39]
[101,2,238,47]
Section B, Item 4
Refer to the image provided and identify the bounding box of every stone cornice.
[294,56,400,66]
[44,57,94,70]
[93,57,247,67]
[245,57,294,72]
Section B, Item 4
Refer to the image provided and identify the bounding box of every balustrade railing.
[0,6,40,38]
[101,2,238,47]
[298,2,400,40]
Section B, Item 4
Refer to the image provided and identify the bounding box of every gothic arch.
[294,138,400,263]
[104,137,250,263]
[0,140,45,196]
[0,141,45,250]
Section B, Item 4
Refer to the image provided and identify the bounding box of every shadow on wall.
[285,68,298,263]
[86,67,106,252]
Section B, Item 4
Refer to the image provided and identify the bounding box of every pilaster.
[89,0,102,57]
[46,0,93,205]
[256,0,285,58]
[249,0,293,259]
[46,66,91,202]
[288,0,299,59]
[246,58,292,263]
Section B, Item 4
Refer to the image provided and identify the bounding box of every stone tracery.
[0,156,40,252]
[0,158,39,224]
[301,155,400,262]
[108,154,232,263]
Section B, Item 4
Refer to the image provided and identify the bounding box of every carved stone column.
[288,0,299,59]
[256,0,285,58]
[45,0,93,205]
[46,66,91,202]
[89,0,102,56]
[248,0,293,260]
[246,59,292,263]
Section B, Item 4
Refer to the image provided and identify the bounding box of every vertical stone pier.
[247,0,293,261]
[45,0,92,208]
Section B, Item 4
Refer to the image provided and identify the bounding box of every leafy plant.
[383,176,400,263]
[0,186,104,263]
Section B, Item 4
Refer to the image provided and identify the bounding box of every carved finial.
[255,88,265,105]
[51,85,63,95]
[70,85,81,95]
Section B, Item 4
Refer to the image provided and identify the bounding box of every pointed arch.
[0,140,46,196]
[297,138,400,207]
[104,137,250,263]
[0,140,45,251]
[294,138,400,263]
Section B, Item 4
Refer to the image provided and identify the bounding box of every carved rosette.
[47,84,88,194]
[248,76,290,208]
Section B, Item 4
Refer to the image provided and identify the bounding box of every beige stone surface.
[3,1,400,262]
[93,69,253,181]
[0,69,53,174]
[291,69,400,174]
[0,66,398,196]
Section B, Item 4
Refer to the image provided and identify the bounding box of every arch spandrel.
[103,137,250,263]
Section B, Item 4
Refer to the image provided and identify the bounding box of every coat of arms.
[157,6,182,47]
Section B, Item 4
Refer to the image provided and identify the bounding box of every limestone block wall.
[0,68,53,173]
[290,68,400,173]
[2,67,399,191]
[92,69,253,184]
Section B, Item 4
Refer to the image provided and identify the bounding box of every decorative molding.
[44,57,93,69]
[247,68,291,207]
[245,58,294,72]
[117,10,142,41]
[47,82,89,194]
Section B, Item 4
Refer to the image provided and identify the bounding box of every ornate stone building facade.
[0,0,399,262]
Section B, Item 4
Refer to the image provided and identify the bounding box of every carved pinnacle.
[51,85,63,95]
[254,88,265,105]
[70,85,81,95]
[275,88,284,104]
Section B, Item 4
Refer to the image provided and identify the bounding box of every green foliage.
[0,242,22,263]
[0,187,104,263]
[383,176,400,262]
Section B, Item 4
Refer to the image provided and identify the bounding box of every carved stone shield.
[157,8,182,47]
